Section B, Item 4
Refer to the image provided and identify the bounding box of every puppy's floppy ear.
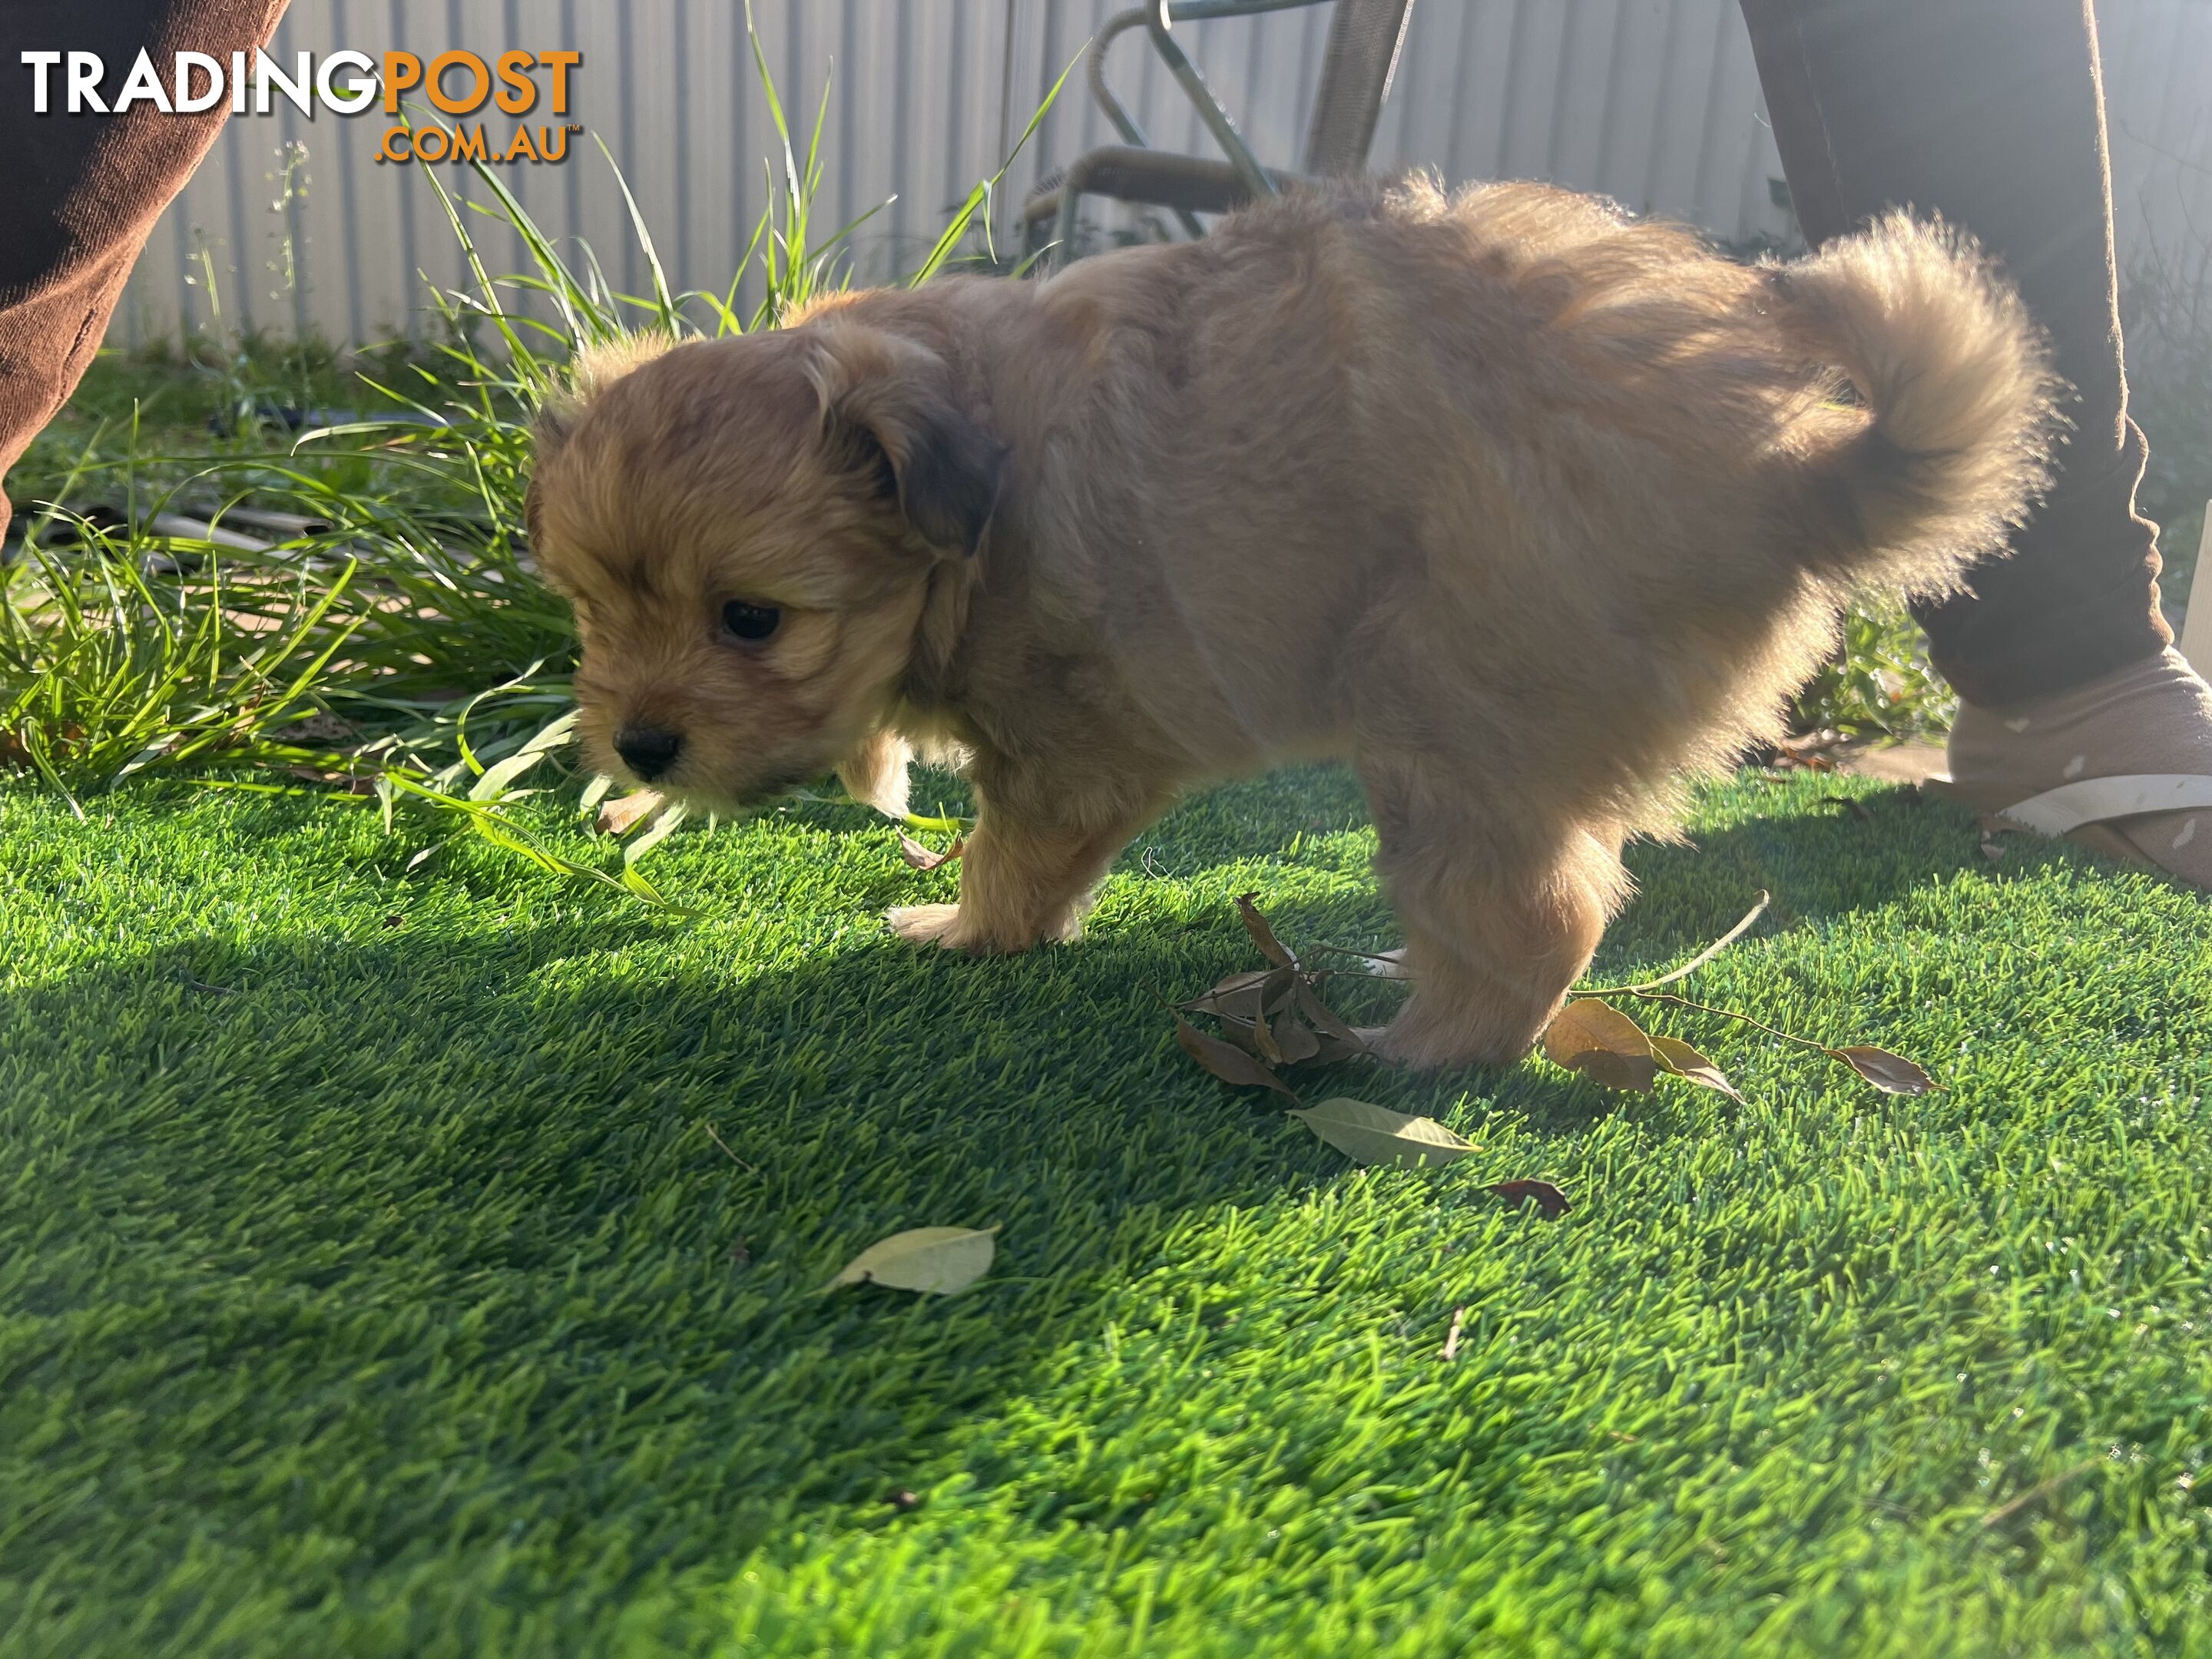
[805,323,1007,556]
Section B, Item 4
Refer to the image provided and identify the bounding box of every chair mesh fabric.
[1300,0,1416,177]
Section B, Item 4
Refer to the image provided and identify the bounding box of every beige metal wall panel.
[109,0,2210,347]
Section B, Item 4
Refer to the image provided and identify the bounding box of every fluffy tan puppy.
[527,177,2054,1068]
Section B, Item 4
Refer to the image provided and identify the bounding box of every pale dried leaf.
[1648,1034,1742,1101]
[1363,948,1412,981]
[1288,1097,1476,1168]
[598,788,666,836]
[1176,1017,1299,1098]
[1544,999,1658,1092]
[1830,1045,1936,1095]
[899,832,965,871]
[825,1225,998,1295]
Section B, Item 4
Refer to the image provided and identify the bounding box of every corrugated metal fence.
[111,0,2212,348]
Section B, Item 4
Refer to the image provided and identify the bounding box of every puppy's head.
[526,322,1004,813]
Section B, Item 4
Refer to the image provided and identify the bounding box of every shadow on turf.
[1144,780,2004,984]
[6,783,2007,1207]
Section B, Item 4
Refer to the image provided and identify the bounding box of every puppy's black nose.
[614,724,683,781]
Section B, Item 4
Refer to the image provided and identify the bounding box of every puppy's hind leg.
[1360,761,1626,1070]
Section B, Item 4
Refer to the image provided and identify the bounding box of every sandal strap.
[1997,773,2212,836]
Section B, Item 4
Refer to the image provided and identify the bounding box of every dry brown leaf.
[1293,979,1365,1048]
[1181,968,1277,1021]
[1543,999,1659,1092]
[1310,1031,1375,1065]
[1250,1001,1284,1064]
[1214,1016,1265,1057]
[1176,1016,1299,1098]
[598,789,666,836]
[1774,742,1839,773]
[1235,892,1298,969]
[1270,1012,1322,1065]
[1220,981,1376,1065]
[1289,1097,1476,1168]
[1821,793,1875,822]
[1488,1178,1571,1218]
[1830,1045,1936,1095]
[824,1226,998,1295]
[287,764,376,796]
[898,832,965,871]
[1648,1033,1742,1101]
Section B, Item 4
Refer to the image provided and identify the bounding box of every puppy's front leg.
[888,786,1150,954]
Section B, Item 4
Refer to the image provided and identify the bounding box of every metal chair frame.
[1022,0,1415,269]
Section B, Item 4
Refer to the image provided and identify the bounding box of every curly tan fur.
[527,178,2056,1068]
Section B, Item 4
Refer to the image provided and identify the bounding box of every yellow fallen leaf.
[824,1226,998,1295]
[1648,1033,1741,1101]
[1545,998,1658,1092]
[1289,1098,1476,1168]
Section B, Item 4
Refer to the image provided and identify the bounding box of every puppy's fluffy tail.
[1767,211,2058,594]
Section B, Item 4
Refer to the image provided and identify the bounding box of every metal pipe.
[1144,1,1277,202]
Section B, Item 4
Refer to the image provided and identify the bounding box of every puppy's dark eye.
[721,601,781,643]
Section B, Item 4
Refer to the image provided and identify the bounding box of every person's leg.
[0,0,287,541]
[1743,0,2212,886]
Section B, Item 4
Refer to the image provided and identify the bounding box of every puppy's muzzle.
[614,724,684,782]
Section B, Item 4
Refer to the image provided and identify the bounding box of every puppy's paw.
[886,902,1078,953]
[1372,992,1541,1071]
[886,902,969,948]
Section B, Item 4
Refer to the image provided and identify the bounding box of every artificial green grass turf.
[2,767,2210,1657]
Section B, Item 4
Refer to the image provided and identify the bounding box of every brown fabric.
[1740,0,2171,707]
[0,0,287,541]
